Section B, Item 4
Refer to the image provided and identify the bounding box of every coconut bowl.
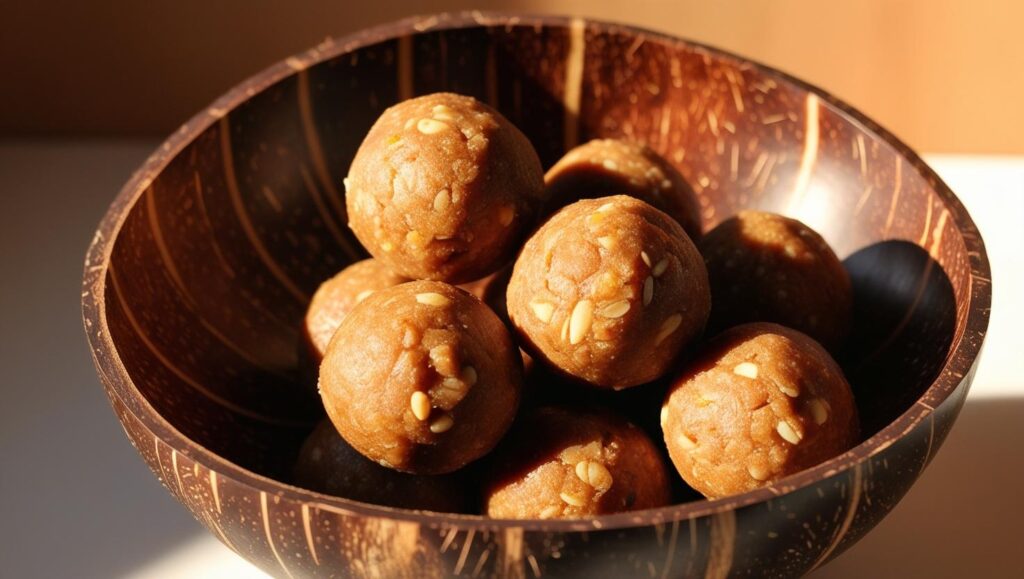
[83,12,990,578]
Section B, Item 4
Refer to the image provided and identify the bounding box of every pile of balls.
[294,92,858,518]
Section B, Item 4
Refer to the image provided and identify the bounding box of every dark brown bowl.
[83,12,990,578]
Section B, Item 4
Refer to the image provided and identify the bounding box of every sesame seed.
[809,399,829,425]
[575,461,588,482]
[403,118,416,130]
[433,189,451,211]
[355,290,374,303]
[560,317,570,341]
[640,251,652,267]
[596,202,615,213]
[776,421,803,444]
[343,177,351,190]
[539,505,561,519]
[380,241,394,252]
[405,230,426,247]
[655,314,683,344]
[652,258,669,277]
[415,292,450,307]
[643,276,654,306]
[777,382,800,398]
[429,413,454,433]
[733,362,759,379]
[660,405,669,427]
[529,301,555,323]
[678,433,697,450]
[748,464,769,481]
[569,300,594,344]
[416,118,449,134]
[601,159,618,171]
[587,462,613,492]
[410,392,431,421]
[597,236,615,250]
[586,212,606,228]
[559,492,586,507]
[402,327,419,348]
[461,366,478,387]
[599,299,631,319]
[440,376,467,396]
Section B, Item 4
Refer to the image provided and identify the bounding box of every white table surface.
[1,142,1020,578]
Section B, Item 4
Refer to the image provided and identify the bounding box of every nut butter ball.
[484,406,671,519]
[303,259,409,363]
[507,195,711,389]
[545,139,703,241]
[320,281,522,474]
[294,420,468,513]
[345,92,545,283]
[662,323,859,499]
[700,211,852,350]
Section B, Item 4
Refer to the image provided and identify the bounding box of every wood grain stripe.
[883,157,903,236]
[296,69,361,260]
[299,164,360,258]
[455,528,476,575]
[809,463,864,571]
[108,265,306,426]
[145,188,289,378]
[219,117,309,303]
[659,518,680,579]
[704,511,736,579]
[301,504,320,566]
[261,491,295,579]
[563,17,586,151]
[788,93,820,214]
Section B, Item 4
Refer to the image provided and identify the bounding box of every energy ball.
[345,92,545,283]
[700,211,852,350]
[320,280,522,474]
[294,420,468,513]
[662,323,859,499]
[303,259,408,363]
[545,139,702,241]
[507,195,710,389]
[484,406,671,519]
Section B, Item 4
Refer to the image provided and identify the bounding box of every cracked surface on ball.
[484,406,671,519]
[507,195,710,389]
[662,323,859,498]
[319,280,522,474]
[345,92,545,283]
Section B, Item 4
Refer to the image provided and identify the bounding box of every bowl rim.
[82,10,992,532]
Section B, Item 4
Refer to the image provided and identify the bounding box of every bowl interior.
[101,18,966,492]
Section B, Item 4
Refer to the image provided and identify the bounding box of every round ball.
[545,139,702,241]
[662,323,859,498]
[320,280,522,474]
[484,406,671,519]
[293,420,468,513]
[303,259,408,362]
[507,195,710,389]
[700,211,852,350]
[345,92,545,283]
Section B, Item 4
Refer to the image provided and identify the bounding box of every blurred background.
[3,0,1022,153]
[1,1,1021,578]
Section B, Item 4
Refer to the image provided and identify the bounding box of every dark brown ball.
[320,281,522,474]
[484,406,671,519]
[545,138,702,241]
[303,259,408,363]
[293,420,469,513]
[700,210,852,350]
[507,195,710,389]
[345,92,545,283]
[662,323,859,498]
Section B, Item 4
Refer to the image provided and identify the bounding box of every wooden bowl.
[82,12,990,578]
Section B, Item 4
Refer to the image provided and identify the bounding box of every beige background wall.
[1,0,1020,154]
